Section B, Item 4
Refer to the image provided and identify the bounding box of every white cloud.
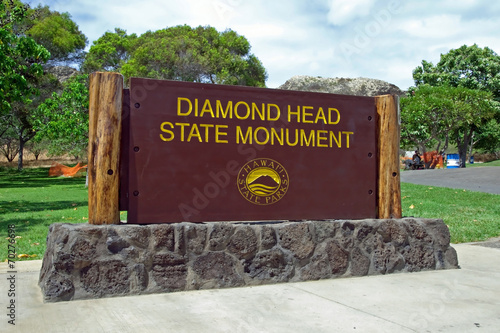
[235,24,286,41]
[327,0,377,26]
[35,0,500,91]
[398,15,463,39]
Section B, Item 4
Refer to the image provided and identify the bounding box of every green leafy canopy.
[33,74,89,158]
[0,0,51,128]
[404,44,500,163]
[83,25,268,87]
[0,0,88,169]
[413,44,500,100]
[401,84,498,153]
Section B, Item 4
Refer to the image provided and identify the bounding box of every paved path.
[400,166,500,194]
[1,244,500,332]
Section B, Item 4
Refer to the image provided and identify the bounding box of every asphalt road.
[400,166,500,195]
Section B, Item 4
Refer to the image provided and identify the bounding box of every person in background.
[412,150,422,170]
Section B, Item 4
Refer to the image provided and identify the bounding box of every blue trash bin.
[447,154,460,168]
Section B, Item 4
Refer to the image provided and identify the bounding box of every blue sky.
[33,0,500,90]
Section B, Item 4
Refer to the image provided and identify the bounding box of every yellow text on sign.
[176,97,342,125]
[236,126,353,148]
[177,97,281,122]
[160,122,229,143]
[287,106,340,124]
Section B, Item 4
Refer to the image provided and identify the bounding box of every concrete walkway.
[1,243,499,332]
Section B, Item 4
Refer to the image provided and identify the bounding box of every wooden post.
[88,72,123,225]
[376,94,402,219]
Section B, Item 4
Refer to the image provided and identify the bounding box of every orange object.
[422,151,444,169]
[422,151,433,164]
[49,162,87,177]
[435,154,444,169]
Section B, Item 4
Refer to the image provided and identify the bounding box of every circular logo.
[237,158,289,205]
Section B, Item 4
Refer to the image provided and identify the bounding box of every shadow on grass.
[0,217,58,234]
[0,167,86,189]
[0,200,87,214]
[0,200,88,232]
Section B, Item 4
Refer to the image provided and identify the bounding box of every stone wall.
[39,219,458,302]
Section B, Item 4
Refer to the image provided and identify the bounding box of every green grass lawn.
[0,167,89,262]
[469,159,500,167]
[401,183,500,243]
[1,166,499,261]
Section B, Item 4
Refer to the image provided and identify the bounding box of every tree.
[34,74,89,159]
[25,137,48,160]
[400,85,454,156]
[13,1,87,66]
[401,84,499,167]
[413,44,500,99]
[82,28,136,73]
[0,0,51,170]
[7,72,60,170]
[472,118,500,156]
[411,44,500,163]
[84,25,268,87]
[1,0,47,119]
[1,0,88,170]
[0,132,19,162]
[448,89,500,167]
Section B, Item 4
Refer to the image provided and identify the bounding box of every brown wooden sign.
[119,78,378,223]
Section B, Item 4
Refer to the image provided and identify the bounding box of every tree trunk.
[6,147,17,162]
[0,138,19,162]
[442,133,449,154]
[17,133,36,171]
[435,140,442,155]
[6,152,15,163]
[420,145,430,169]
[17,137,25,171]
[457,128,473,168]
[458,146,467,168]
[468,131,477,163]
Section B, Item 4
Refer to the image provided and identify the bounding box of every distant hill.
[279,75,405,97]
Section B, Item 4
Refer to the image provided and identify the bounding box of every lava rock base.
[39,219,458,302]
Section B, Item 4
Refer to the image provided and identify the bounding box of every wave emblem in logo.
[237,158,289,205]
